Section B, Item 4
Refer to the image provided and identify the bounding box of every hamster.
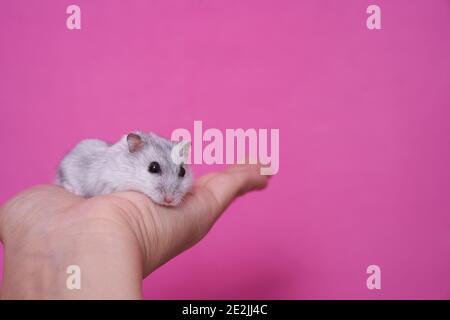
[56,132,193,206]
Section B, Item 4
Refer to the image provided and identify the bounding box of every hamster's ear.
[126,133,144,153]
[171,140,191,165]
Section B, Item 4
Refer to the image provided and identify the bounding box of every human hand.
[0,164,269,299]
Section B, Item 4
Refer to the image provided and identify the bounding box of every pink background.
[1,0,450,299]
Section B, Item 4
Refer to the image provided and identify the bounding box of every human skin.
[0,164,269,299]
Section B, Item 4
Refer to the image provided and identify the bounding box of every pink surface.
[1,0,450,299]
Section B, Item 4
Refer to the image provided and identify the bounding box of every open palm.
[0,164,269,299]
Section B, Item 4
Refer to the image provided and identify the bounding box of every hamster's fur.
[56,132,193,206]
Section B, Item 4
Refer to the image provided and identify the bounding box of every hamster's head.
[122,132,193,206]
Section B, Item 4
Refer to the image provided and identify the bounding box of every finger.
[199,164,269,207]
[181,164,270,231]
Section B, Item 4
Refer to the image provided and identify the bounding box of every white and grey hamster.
[56,132,193,206]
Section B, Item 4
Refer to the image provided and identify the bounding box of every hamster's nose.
[164,195,173,204]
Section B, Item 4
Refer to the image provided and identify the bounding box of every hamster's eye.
[178,166,186,178]
[148,162,161,174]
